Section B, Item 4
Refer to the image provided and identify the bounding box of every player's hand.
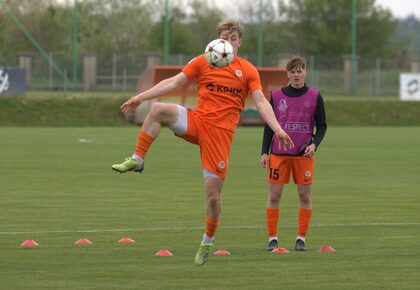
[275,130,294,150]
[120,95,143,114]
[303,143,316,158]
[260,153,269,168]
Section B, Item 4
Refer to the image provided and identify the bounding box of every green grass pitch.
[0,127,419,289]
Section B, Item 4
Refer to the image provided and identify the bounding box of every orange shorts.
[176,110,233,180]
[267,155,314,185]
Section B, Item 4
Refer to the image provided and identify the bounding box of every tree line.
[0,0,417,66]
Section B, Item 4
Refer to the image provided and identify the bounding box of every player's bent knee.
[148,102,179,124]
[149,102,167,116]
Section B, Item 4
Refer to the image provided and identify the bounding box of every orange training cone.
[21,240,39,247]
[271,247,289,253]
[118,237,135,244]
[75,238,93,245]
[155,249,173,256]
[319,245,336,252]
[214,250,231,255]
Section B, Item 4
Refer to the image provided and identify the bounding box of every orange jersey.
[182,54,262,132]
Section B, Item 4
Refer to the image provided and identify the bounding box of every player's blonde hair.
[286,56,307,71]
[217,19,243,38]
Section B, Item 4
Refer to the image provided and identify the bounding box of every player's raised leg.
[112,102,180,173]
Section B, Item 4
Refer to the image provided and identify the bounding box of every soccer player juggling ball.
[112,19,294,266]
[261,56,327,252]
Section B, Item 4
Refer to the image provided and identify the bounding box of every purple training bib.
[271,88,318,155]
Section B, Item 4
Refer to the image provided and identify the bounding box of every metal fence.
[308,55,409,97]
[9,51,414,97]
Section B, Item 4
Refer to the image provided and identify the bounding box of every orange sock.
[205,216,220,238]
[298,208,312,237]
[134,130,155,159]
[266,208,279,238]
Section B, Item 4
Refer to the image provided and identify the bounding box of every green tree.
[277,0,398,57]
[395,16,420,56]
[188,0,224,50]
[238,0,283,64]
[148,0,225,58]
[0,0,68,62]
[77,0,155,55]
[148,5,199,55]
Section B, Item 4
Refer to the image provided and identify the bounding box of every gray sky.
[375,0,420,18]
[57,0,420,19]
[215,0,420,19]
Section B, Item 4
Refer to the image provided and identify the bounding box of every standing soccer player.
[111,19,294,266]
[261,56,327,252]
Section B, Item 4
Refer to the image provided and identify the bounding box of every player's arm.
[260,97,274,168]
[252,89,294,149]
[120,72,189,113]
[312,93,327,148]
[305,93,327,157]
[260,122,273,168]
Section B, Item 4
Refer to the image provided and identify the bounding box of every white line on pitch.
[0,222,419,236]
[78,138,131,145]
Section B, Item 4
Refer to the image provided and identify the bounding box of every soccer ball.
[204,39,234,68]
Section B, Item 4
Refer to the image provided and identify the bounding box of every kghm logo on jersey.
[235,70,243,77]
[206,83,215,91]
[206,83,242,96]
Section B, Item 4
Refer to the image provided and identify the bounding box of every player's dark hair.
[286,56,307,71]
[217,19,243,38]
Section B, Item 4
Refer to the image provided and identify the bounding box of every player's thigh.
[267,155,291,184]
[269,183,284,195]
[268,184,284,202]
[291,156,314,184]
[174,109,200,144]
[148,102,180,126]
[297,184,312,196]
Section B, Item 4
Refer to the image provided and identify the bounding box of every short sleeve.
[182,55,205,80]
[247,64,262,94]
